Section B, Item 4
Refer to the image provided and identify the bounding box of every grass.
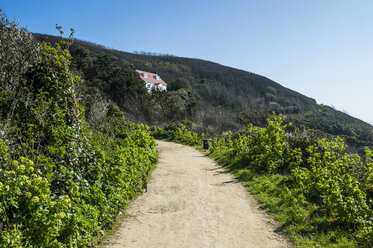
[149,135,361,247]
[208,152,358,248]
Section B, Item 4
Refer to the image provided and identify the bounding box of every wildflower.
[32,196,39,203]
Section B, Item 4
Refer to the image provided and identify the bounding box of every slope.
[32,33,373,151]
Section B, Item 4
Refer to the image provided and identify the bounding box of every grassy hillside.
[32,33,373,151]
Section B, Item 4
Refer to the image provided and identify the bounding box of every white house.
[136,70,167,93]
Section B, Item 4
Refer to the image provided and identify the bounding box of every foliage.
[60,40,201,126]
[167,78,191,91]
[210,115,373,246]
[152,88,199,123]
[151,124,204,146]
[232,114,301,173]
[162,113,373,247]
[32,33,373,148]
[0,10,157,247]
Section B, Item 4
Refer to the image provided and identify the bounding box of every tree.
[167,78,191,91]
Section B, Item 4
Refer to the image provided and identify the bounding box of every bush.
[151,124,204,146]
[0,10,157,247]
[208,114,373,246]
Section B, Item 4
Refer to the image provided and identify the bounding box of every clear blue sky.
[2,0,373,123]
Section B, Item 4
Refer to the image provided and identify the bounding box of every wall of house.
[158,84,167,91]
[144,81,167,93]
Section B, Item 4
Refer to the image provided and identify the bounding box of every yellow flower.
[59,212,66,219]
[7,170,16,176]
[19,165,26,172]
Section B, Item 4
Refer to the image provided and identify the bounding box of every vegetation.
[30,34,200,126]
[0,10,157,247]
[154,115,373,247]
[152,124,203,146]
[2,6,373,247]
[32,33,373,153]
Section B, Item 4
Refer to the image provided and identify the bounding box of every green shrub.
[207,114,373,246]
[151,124,204,146]
[0,10,158,247]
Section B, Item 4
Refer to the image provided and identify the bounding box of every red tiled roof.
[136,70,167,85]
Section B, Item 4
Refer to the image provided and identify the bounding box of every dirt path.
[106,140,290,248]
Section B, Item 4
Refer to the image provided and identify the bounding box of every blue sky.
[2,0,373,123]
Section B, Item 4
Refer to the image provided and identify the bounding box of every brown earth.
[106,140,291,248]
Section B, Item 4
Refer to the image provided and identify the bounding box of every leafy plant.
[0,10,157,247]
[162,113,373,247]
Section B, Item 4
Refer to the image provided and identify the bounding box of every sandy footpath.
[106,140,290,248]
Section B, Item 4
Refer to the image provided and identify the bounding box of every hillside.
[33,33,373,151]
